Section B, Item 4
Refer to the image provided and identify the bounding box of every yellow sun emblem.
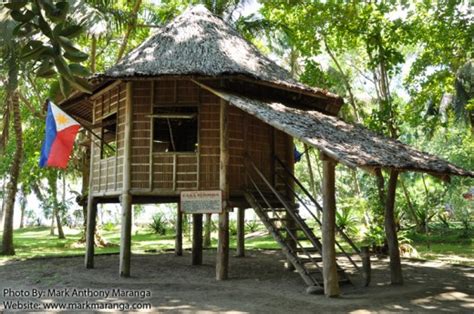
[56,114,69,126]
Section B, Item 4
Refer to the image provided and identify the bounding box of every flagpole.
[79,122,116,153]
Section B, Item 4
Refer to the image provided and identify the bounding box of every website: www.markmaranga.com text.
[2,300,152,311]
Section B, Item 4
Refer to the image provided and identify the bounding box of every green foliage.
[363,224,385,247]
[404,1,472,130]
[335,207,358,237]
[3,0,93,96]
[102,222,116,232]
[245,219,260,233]
[149,213,167,235]
[229,220,238,236]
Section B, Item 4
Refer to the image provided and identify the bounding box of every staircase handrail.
[274,155,361,255]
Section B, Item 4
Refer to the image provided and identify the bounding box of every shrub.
[245,220,260,233]
[102,222,116,232]
[363,224,385,248]
[149,213,167,235]
[229,220,238,236]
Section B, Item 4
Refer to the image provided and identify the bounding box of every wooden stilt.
[119,194,132,277]
[84,196,97,269]
[236,207,245,257]
[217,98,229,281]
[192,213,203,265]
[384,170,403,285]
[175,203,183,256]
[361,246,371,287]
[119,81,133,277]
[321,152,340,297]
[204,213,212,248]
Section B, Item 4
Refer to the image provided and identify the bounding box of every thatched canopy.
[60,5,343,121]
[95,6,341,105]
[195,82,474,179]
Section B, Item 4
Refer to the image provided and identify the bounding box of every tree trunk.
[90,36,97,73]
[399,176,419,227]
[384,170,403,285]
[19,194,25,229]
[50,214,55,235]
[1,92,22,256]
[0,176,6,232]
[375,169,386,222]
[116,0,142,62]
[323,37,360,122]
[50,173,65,239]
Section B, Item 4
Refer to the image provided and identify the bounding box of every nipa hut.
[60,6,474,296]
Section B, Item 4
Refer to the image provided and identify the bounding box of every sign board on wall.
[180,190,222,214]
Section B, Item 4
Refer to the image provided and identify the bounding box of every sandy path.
[0,250,473,313]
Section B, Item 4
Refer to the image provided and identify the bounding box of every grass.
[407,227,474,266]
[0,225,473,267]
[0,226,178,261]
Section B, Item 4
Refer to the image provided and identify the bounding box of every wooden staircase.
[244,156,360,289]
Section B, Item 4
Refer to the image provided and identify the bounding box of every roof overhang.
[193,81,474,180]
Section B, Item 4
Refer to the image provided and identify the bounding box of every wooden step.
[276,227,302,232]
[268,217,293,222]
[294,247,321,254]
[262,208,287,212]
[298,256,323,264]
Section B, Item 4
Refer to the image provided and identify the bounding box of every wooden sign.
[180,190,222,214]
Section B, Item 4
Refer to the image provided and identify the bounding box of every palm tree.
[0,26,23,254]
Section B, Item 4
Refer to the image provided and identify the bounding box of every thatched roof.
[96,5,340,104]
[195,82,474,179]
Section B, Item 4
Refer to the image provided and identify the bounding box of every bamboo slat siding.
[199,90,220,190]
[90,78,293,197]
[91,82,126,194]
[131,81,152,189]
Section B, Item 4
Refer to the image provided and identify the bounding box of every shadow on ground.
[0,250,473,313]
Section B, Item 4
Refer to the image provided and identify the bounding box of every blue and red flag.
[39,101,80,169]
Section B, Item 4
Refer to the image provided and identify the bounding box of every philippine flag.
[39,101,81,169]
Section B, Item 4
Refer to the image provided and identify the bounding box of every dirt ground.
[0,249,473,313]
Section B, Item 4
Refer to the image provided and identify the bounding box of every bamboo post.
[361,246,371,287]
[192,213,203,265]
[321,152,340,297]
[119,82,133,277]
[84,136,96,269]
[175,203,183,256]
[217,98,229,281]
[204,213,212,248]
[236,207,245,257]
[84,196,97,268]
[149,82,154,191]
[385,170,403,285]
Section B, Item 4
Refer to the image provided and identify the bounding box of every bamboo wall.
[90,82,126,195]
[89,79,292,198]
